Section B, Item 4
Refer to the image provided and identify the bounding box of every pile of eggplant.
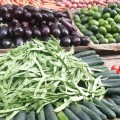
[0,4,90,49]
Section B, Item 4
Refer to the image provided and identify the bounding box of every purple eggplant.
[24,27,32,38]
[71,36,81,46]
[1,38,11,48]
[41,25,50,37]
[47,13,55,21]
[41,20,47,25]
[24,12,32,20]
[61,37,71,47]
[41,8,53,13]
[33,12,42,21]
[56,38,61,44]
[32,26,41,38]
[81,36,90,46]
[29,19,36,26]
[26,38,34,44]
[60,18,76,32]
[71,31,80,37]
[24,5,39,12]
[0,6,8,13]
[13,25,24,37]
[54,11,68,18]
[12,19,19,26]
[0,26,8,38]
[8,25,13,37]
[48,21,54,26]
[59,17,72,23]
[3,13,12,21]
[0,17,3,23]
[58,23,69,37]
[42,12,48,20]
[42,37,52,41]
[22,22,29,28]
[4,4,13,13]
[50,24,61,38]
[14,37,24,47]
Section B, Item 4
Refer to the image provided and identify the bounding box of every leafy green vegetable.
[0,38,105,119]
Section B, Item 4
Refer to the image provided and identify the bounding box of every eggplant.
[13,25,24,37]
[47,13,55,21]
[58,23,69,37]
[41,8,53,13]
[29,19,36,26]
[42,12,48,20]
[14,37,24,47]
[33,12,42,21]
[41,25,50,37]
[41,20,47,25]
[81,36,90,46]
[8,25,13,37]
[71,36,81,46]
[12,19,19,26]
[0,6,8,13]
[26,38,34,44]
[22,22,29,28]
[50,24,61,38]
[24,5,39,12]
[48,21,54,26]
[56,38,61,44]
[4,4,13,13]
[3,13,12,21]
[71,31,80,37]
[54,11,68,18]
[24,12,32,20]
[61,37,71,47]
[0,26,8,38]
[0,17,3,23]
[24,27,32,38]
[1,38,11,48]
[59,17,72,23]
[32,26,41,38]
[60,18,76,32]
[42,37,52,41]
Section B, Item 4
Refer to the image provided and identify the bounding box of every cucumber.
[81,55,100,60]
[15,111,26,120]
[37,108,45,120]
[63,108,80,120]
[86,60,104,66]
[102,82,120,88]
[106,87,120,95]
[26,111,35,120]
[111,97,120,106]
[69,104,91,120]
[112,95,120,99]
[82,101,107,120]
[74,50,96,58]
[91,66,108,71]
[0,118,5,120]
[101,74,120,79]
[93,98,116,119]
[102,79,120,84]
[83,58,103,63]
[44,104,58,120]
[101,99,113,109]
[106,98,120,117]
[57,111,69,120]
[80,105,102,120]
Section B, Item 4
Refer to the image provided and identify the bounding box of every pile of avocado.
[74,2,120,44]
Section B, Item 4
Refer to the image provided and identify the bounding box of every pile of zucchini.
[2,50,120,120]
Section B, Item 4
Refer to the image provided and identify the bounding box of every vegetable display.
[0,38,105,119]
[0,4,90,48]
[111,65,120,74]
[74,2,120,44]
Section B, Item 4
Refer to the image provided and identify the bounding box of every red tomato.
[111,65,119,72]
[117,70,120,74]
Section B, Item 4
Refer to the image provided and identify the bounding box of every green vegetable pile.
[0,38,105,119]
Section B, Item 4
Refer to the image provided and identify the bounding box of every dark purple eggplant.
[42,12,48,20]
[24,27,32,38]
[33,12,42,21]
[24,12,32,20]
[41,25,50,37]
[8,25,13,37]
[47,13,55,21]
[24,5,39,12]
[4,4,13,13]
[81,36,90,46]
[3,13,12,21]
[71,31,80,37]
[14,37,24,47]
[0,6,8,13]
[50,24,61,38]
[0,17,3,23]
[56,38,61,44]
[12,19,19,26]
[41,20,47,25]
[61,37,71,47]
[26,38,34,44]
[29,19,36,26]
[54,11,68,18]
[22,22,29,28]
[58,23,69,37]
[71,36,81,46]
[0,26,8,38]
[1,38,11,48]
[13,25,24,37]
[60,18,76,32]
[59,17,72,23]
[41,8,53,13]
[42,37,52,41]
[48,21,54,26]
[15,6,24,11]
[32,26,41,38]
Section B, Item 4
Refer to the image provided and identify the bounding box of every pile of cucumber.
[2,50,120,120]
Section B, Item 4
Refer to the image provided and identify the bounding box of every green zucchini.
[86,60,104,66]
[74,50,96,58]
[82,101,107,120]
[91,66,108,71]
[102,79,120,84]
[106,98,120,117]
[44,104,58,120]
[37,108,45,120]
[69,104,91,120]
[83,58,103,63]
[111,97,120,106]
[80,105,102,120]
[15,111,26,120]
[26,111,35,120]
[93,98,116,119]
[0,118,5,120]
[101,74,120,79]
[57,111,69,120]
[102,82,120,88]
[81,55,100,60]
[106,87,120,95]
[101,99,113,109]
[63,108,80,120]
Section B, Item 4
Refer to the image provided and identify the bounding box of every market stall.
[0,1,120,120]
